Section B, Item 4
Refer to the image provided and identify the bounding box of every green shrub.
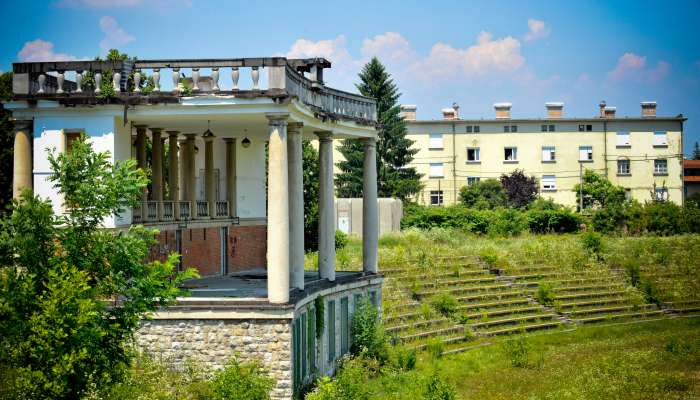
[425,337,445,360]
[350,298,388,363]
[527,208,581,234]
[503,337,531,368]
[581,231,603,256]
[643,201,683,235]
[458,179,507,209]
[335,230,348,249]
[535,282,555,306]
[431,293,458,317]
[681,203,700,233]
[423,374,456,400]
[390,345,417,371]
[305,357,370,400]
[211,357,275,400]
[488,208,527,236]
[591,203,626,233]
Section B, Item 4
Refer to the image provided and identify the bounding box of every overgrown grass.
[363,318,700,399]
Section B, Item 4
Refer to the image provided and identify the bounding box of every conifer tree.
[693,141,700,160]
[336,58,421,201]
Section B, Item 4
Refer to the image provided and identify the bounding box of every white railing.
[132,203,143,223]
[161,201,175,221]
[196,201,209,219]
[12,58,377,122]
[178,201,192,220]
[215,201,229,218]
[144,201,158,222]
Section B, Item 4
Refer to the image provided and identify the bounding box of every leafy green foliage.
[336,58,422,201]
[425,338,445,360]
[424,374,456,400]
[574,170,626,210]
[0,135,197,399]
[500,169,538,208]
[305,357,371,400]
[458,179,507,209]
[210,357,275,400]
[0,72,14,214]
[535,282,556,306]
[431,293,458,317]
[335,230,349,249]
[502,337,533,368]
[350,297,388,363]
[581,231,603,256]
[303,140,320,251]
[314,296,325,339]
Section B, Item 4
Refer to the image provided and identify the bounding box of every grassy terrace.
[366,318,700,399]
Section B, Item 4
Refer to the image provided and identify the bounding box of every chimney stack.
[545,102,564,119]
[604,106,616,118]
[494,102,512,119]
[441,104,458,120]
[641,101,657,118]
[599,100,606,117]
[399,104,417,121]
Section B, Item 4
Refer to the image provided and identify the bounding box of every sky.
[1,0,699,154]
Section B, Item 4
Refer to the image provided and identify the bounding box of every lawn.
[368,317,700,400]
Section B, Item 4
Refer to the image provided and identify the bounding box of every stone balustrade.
[11,57,377,124]
[132,200,236,224]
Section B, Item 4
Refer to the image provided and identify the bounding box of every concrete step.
[551,283,626,294]
[576,310,666,324]
[481,321,563,336]
[386,317,449,334]
[457,290,527,303]
[554,290,630,301]
[419,283,513,298]
[565,304,656,317]
[557,297,631,310]
[464,305,544,320]
[458,299,532,311]
[400,325,464,343]
[469,313,557,330]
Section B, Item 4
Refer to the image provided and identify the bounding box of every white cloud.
[99,16,135,53]
[361,32,415,64]
[286,35,355,68]
[412,31,524,80]
[18,39,80,61]
[607,52,670,83]
[524,19,550,42]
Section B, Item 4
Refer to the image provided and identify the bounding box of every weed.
[503,337,531,368]
[535,282,556,306]
[425,337,445,360]
[431,293,458,318]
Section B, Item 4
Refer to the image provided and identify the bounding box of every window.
[466,126,472,133]
[541,124,547,132]
[340,297,349,354]
[542,146,556,162]
[327,300,336,362]
[467,177,481,186]
[541,124,555,132]
[430,190,444,205]
[293,319,301,386]
[549,124,555,132]
[542,175,556,191]
[654,159,668,175]
[655,187,669,201]
[624,188,632,201]
[429,133,443,149]
[65,130,82,153]
[465,125,481,133]
[504,147,518,161]
[503,125,517,133]
[467,147,480,162]
[578,124,593,132]
[474,125,480,133]
[653,131,668,147]
[504,125,510,133]
[307,307,316,372]
[617,159,631,175]
[429,162,444,178]
[301,313,308,377]
[617,132,631,147]
[579,146,593,161]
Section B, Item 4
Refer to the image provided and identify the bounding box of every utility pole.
[579,162,584,212]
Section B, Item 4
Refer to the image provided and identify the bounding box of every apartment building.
[400,101,685,207]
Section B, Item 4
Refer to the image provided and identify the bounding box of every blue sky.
[2,0,699,154]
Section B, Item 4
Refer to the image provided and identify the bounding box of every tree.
[0,72,13,214]
[693,142,700,160]
[336,58,422,201]
[500,169,538,208]
[574,170,626,210]
[458,179,507,209]
[303,140,320,252]
[0,135,197,398]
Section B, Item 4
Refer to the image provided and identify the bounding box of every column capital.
[266,113,290,125]
[11,119,33,132]
[166,130,180,138]
[287,122,304,133]
[363,136,377,147]
[184,133,198,140]
[315,131,333,141]
[149,127,163,134]
[223,137,237,143]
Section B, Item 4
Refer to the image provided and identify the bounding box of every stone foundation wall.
[137,318,293,399]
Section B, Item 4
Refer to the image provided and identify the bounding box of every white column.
[151,128,163,202]
[287,122,304,290]
[203,133,215,217]
[363,137,379,274]
[317,131,336,281]
[12,120,33,199]
[224,138,237,217]
[167,131,180,202]
[267,114,290,303]
[135,125,148,202]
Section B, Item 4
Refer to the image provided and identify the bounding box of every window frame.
[653,131,668,148]
[617,159,631,175]
[429,162,444,178]
[504,147,518,162]
[542,146,556,162]
[579,145,593,162]
[466,147,480,162]
[616,131,631,148]
[541,175,557,191]
[467,176,481,186]
[654,159,668,175]
[430,190,444,206]
[429,133,444,150]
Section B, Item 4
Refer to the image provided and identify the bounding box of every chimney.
[604,106,616,118]
[399,104,417,121]
[641,101,657,118]
[494,102,512,119]
[599,100,606,117]
[545,102,564,119]
[452,102,460,119]
[441,106,457,120]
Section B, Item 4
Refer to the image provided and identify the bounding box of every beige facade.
[334,102,685,208]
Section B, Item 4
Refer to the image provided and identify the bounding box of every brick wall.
[147,224,267,277]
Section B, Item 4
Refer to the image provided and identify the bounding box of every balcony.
[11,57,377,125]
[132,200,235,225]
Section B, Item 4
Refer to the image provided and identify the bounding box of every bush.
[487,208,527,236]
[431,293,458,317]
[591,203,626,234]
[527,208,581,233]
[535,282,555,306]
[350,298,388,363]
[335,230,348,249]
[581,231,603,256]
[389,345,417,371]
[425,337,445,360]
[500,169,538,209]
[211,357,275,400]
[643,201,683,235]
[503,337,532,368]
[458,179,507,209]
[423,374,456,400]
[305,357,370,400]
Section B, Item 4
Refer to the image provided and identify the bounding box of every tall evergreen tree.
[336,58,421,201]
[693,141,700,160]
[0,72,14,214]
